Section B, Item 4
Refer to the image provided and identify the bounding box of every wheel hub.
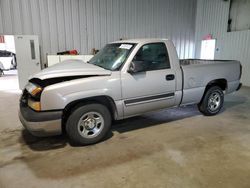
[77,112,104,138]
[84,118,96,129]
[208,92,221,111]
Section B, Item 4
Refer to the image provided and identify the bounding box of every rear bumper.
[19,104,62,137]
[236,83,242,91]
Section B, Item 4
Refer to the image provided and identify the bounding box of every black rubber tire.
[66,103,111,145]
[198,86,224,116]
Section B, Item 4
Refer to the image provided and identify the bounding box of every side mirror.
[128,61,145,74]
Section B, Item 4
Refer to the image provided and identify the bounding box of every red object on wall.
[69,50,78,55]
[57,49,78,55]
[203,34,213,40]
[0,36,5,43]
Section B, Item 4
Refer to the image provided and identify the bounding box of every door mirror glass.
[128,61,146,74]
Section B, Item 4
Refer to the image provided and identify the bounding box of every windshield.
[89,43,135,71]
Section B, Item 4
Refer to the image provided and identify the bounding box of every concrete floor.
[0,74,250,188]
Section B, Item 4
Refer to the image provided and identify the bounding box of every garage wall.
[195,0,250,87]
[0,0,196,64]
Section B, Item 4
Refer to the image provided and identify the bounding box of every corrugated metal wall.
[195,0,250,86]
[0,0,197,64]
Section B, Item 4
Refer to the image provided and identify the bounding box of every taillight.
[239,63,242,80]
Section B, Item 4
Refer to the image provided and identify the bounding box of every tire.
[198,86,224,116]
[66,103,111,145]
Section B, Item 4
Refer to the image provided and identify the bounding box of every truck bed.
[180,59,237,66]
[179,59,241,106]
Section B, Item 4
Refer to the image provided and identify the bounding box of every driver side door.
[121,42,176,118]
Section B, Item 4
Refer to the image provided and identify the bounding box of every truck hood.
[32,60,112,80]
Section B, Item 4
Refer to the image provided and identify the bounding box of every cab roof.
[110,38,169,44]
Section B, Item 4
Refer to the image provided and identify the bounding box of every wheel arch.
[200,78,227,104]
[206,78,228,91]
[62,95,118,133]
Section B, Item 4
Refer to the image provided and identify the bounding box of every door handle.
[166,74,175,81]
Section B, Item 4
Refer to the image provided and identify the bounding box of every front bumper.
[19,104,63,137]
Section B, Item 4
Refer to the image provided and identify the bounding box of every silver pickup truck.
[19,39,242,145]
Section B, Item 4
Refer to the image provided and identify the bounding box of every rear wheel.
[66,103,111,145]
[198,86,224,116]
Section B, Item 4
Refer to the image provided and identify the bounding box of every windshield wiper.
[91,63,109,70]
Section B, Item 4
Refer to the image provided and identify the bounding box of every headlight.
[25,82,43,111]
[28,99,41,111]
[25,82,43,97]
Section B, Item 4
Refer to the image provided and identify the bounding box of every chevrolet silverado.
[19,39,242,145]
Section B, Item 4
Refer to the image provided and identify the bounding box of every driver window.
[133,43,171,71]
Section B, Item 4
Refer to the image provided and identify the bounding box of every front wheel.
[198,86,224,116]
[66,103,111,145]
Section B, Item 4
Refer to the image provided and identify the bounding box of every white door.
[200,39,216,60]
[15,35,41,89]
